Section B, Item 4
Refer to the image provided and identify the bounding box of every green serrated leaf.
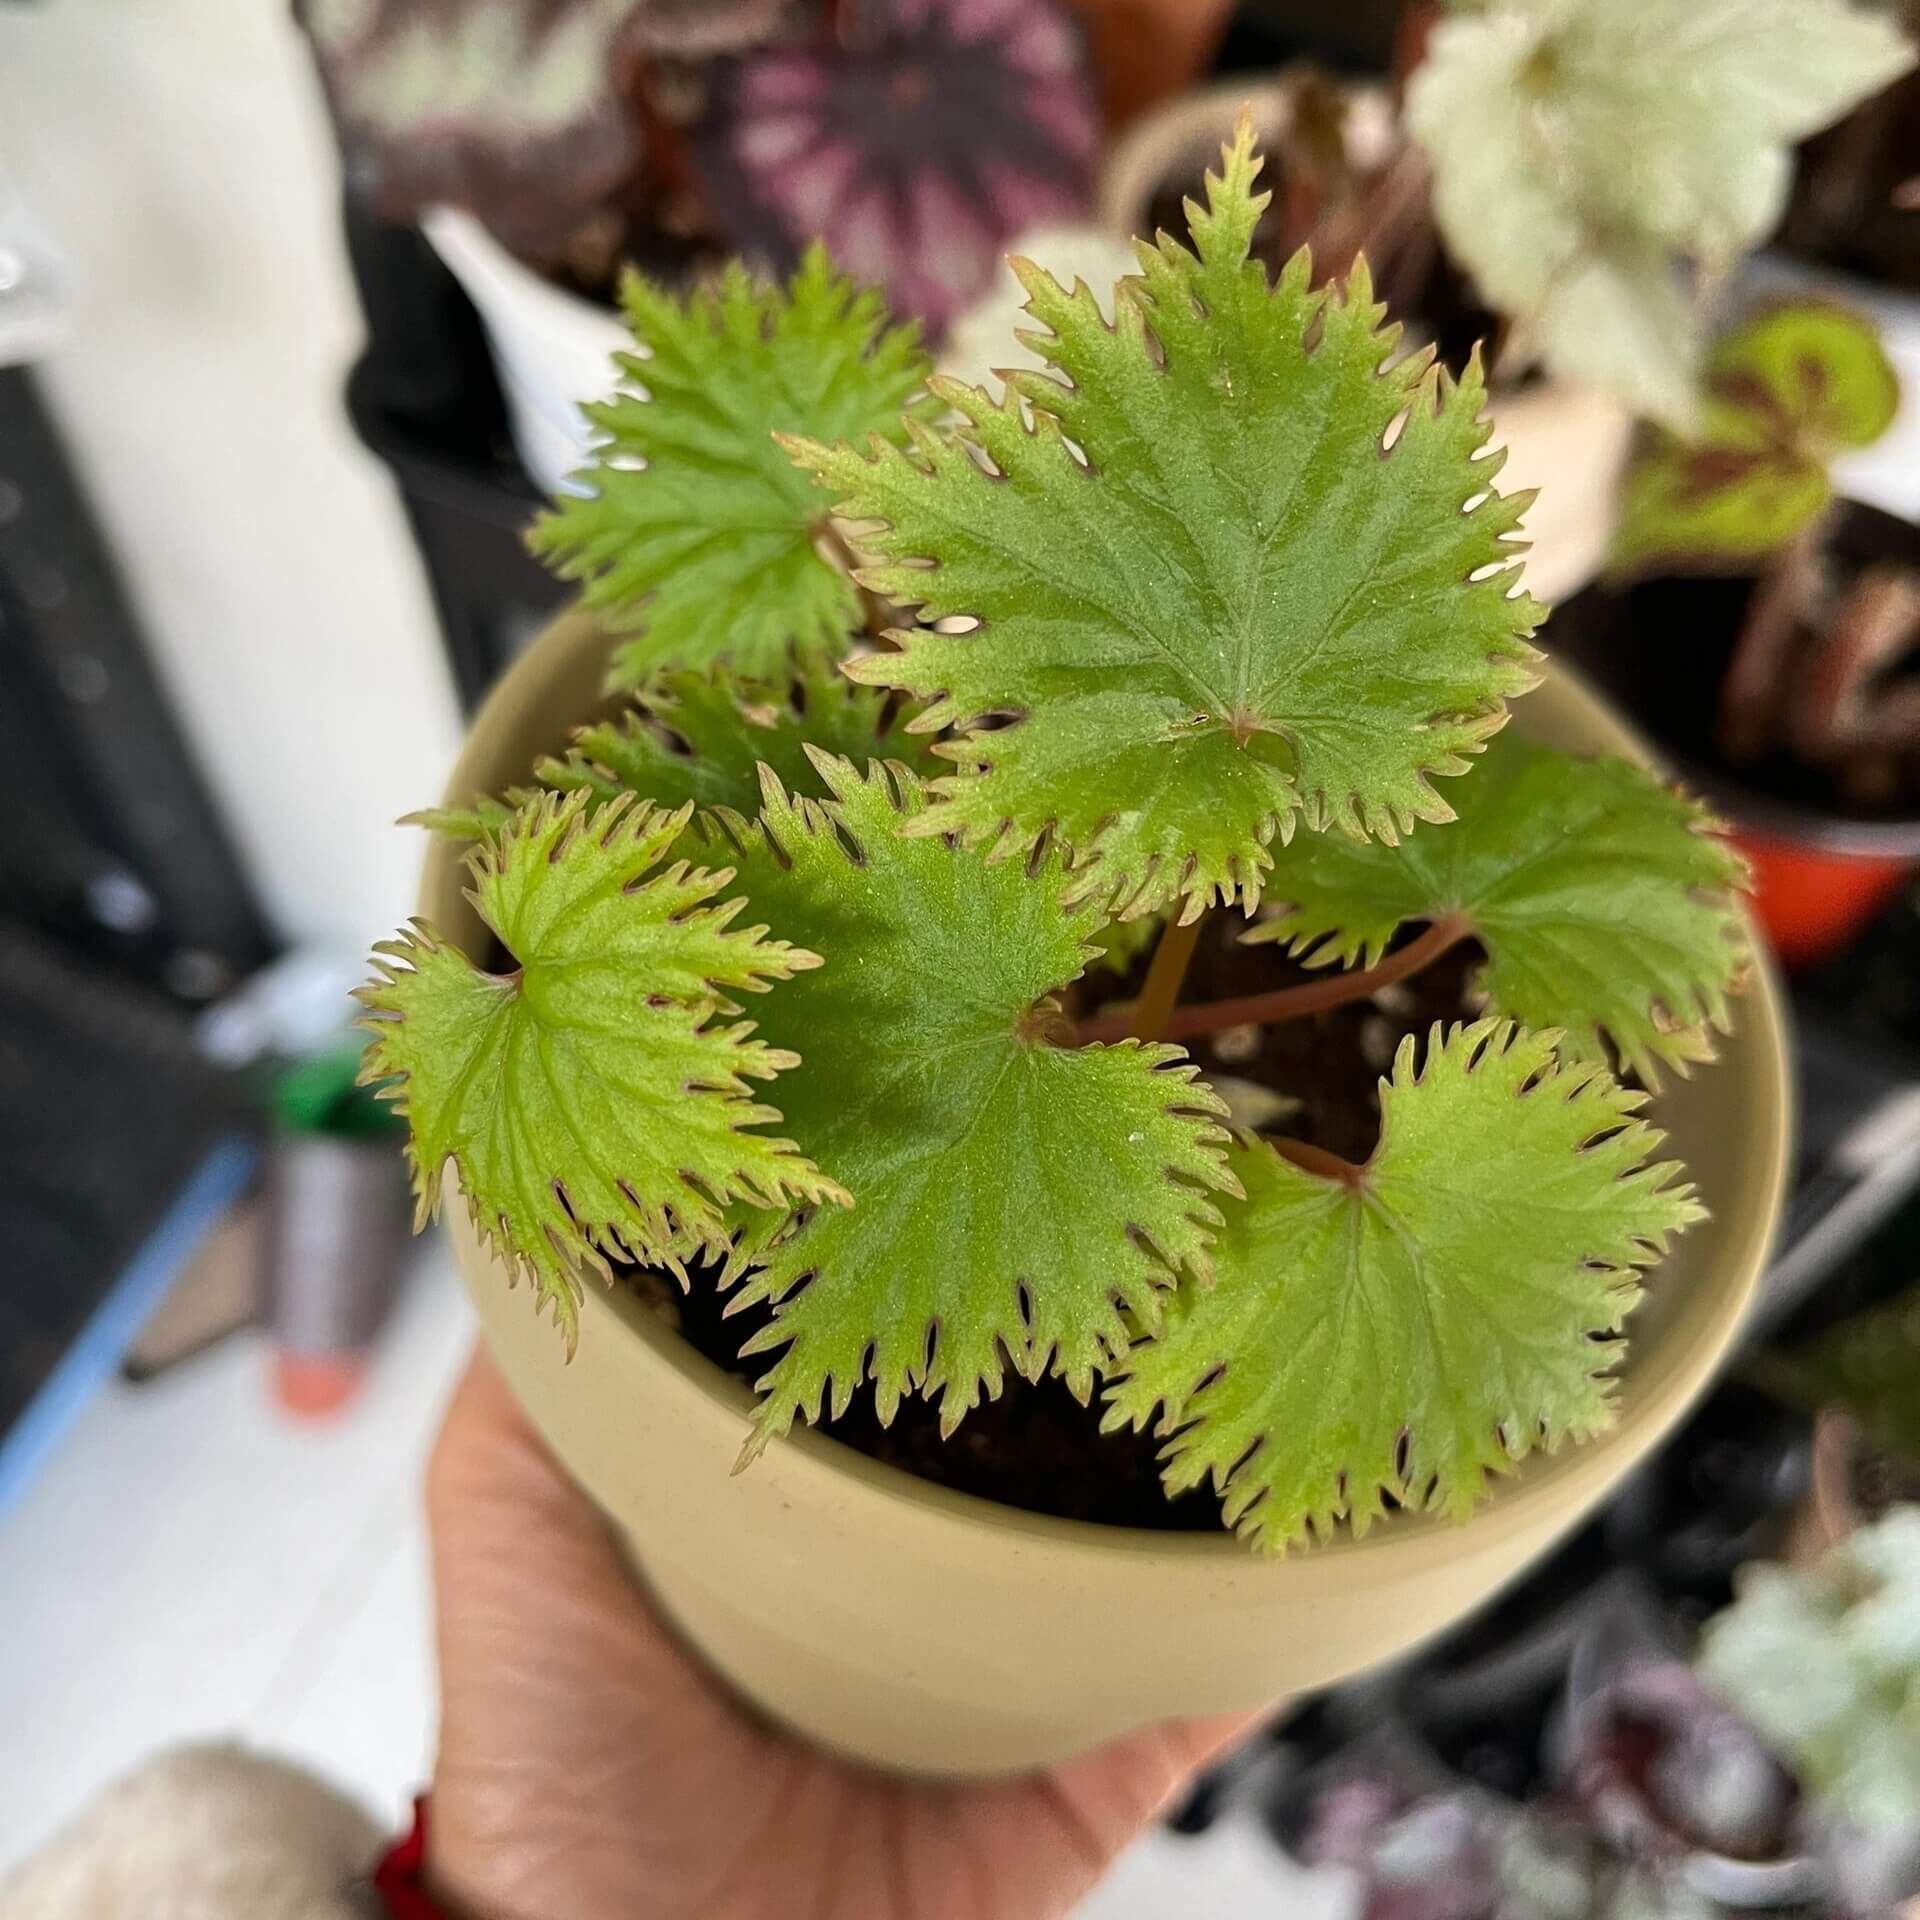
[409,658,937,843]
[1409,0,1916,426]
[710,755,1239,1454]
[543,658,938,814]
[408,792,527,841]
[784,119,1543,921]
[1106,1021,1703,1553]
[529,245,937,687]
[356,791,846,1348]
[1612,302,1900,578]
[1246,734,1751,1083]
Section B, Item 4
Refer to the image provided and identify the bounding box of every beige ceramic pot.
[421,610,1792,1779]
[1098,76,1632,605]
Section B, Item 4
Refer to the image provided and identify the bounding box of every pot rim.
[1096,73,1344,237]
[425,607,1794,1570]
[1578,500,1920,859]
[1681,754,1920,859]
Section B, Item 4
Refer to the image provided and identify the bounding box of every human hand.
[424,1347,1264,1920]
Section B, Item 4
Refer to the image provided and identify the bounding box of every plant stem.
[1126,911,1208,1043]
[1271,1136,1365,1184]
[1078,913,1473,1046]
[1719,511,1830,763]
[1788,564,1920,761]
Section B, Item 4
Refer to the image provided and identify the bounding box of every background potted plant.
[1095,64,1630,607]
[1558,301,1920,968]
[307,0,1107,495]
[1406,0,1915,431]
[358,124,1790,1775]
[1090,0,1915,612]
[1407,0,1913,605]
[1285,1507,1920,1914]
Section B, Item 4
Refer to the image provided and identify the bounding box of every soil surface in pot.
[1552,503,1920,827]
[622,917,1484,1530]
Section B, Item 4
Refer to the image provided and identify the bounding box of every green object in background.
[1610,303,1902,582]
[275,1043,405,1140]
[1750,1275,1920,1467]
[266,1041,416,1414]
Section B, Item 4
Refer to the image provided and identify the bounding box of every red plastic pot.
[1727,826,1920,970]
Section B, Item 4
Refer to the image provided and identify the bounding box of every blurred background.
[1,1,1918,1912]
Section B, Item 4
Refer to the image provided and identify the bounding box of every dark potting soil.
[1551,501,1920,827]
[1155,910,1486,1166]
[631,1257,1221,1530]
[623,914,1485,1530]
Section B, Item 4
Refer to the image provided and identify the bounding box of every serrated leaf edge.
[526,242,938,686]
[401,662,933,847]
[1244,770,1754,1084]
[1104,1017,1705,1554]
[786,129,1544,915]
[694,748,1242,1455]
[354,789,849,1352]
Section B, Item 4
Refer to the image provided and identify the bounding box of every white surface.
[0,1248,472,1866]
[0,183,72,369]
[0,1235,1348,1916]
[0,0,463,955]
[1083,1824,1355,1920]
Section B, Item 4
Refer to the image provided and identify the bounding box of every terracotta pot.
[1097,76,1632,607]
[1065,0,1237,130]
[420,610,1792,1778]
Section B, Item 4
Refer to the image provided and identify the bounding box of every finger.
[1008,1705,1276,1870]
[426,1345,594,1543]
[424,1343,791,1920]
[1134,1705,1274,1780]
[1057,1705,1270,1826]
[424,1343,747,1727]
[426,1344,672,1650]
